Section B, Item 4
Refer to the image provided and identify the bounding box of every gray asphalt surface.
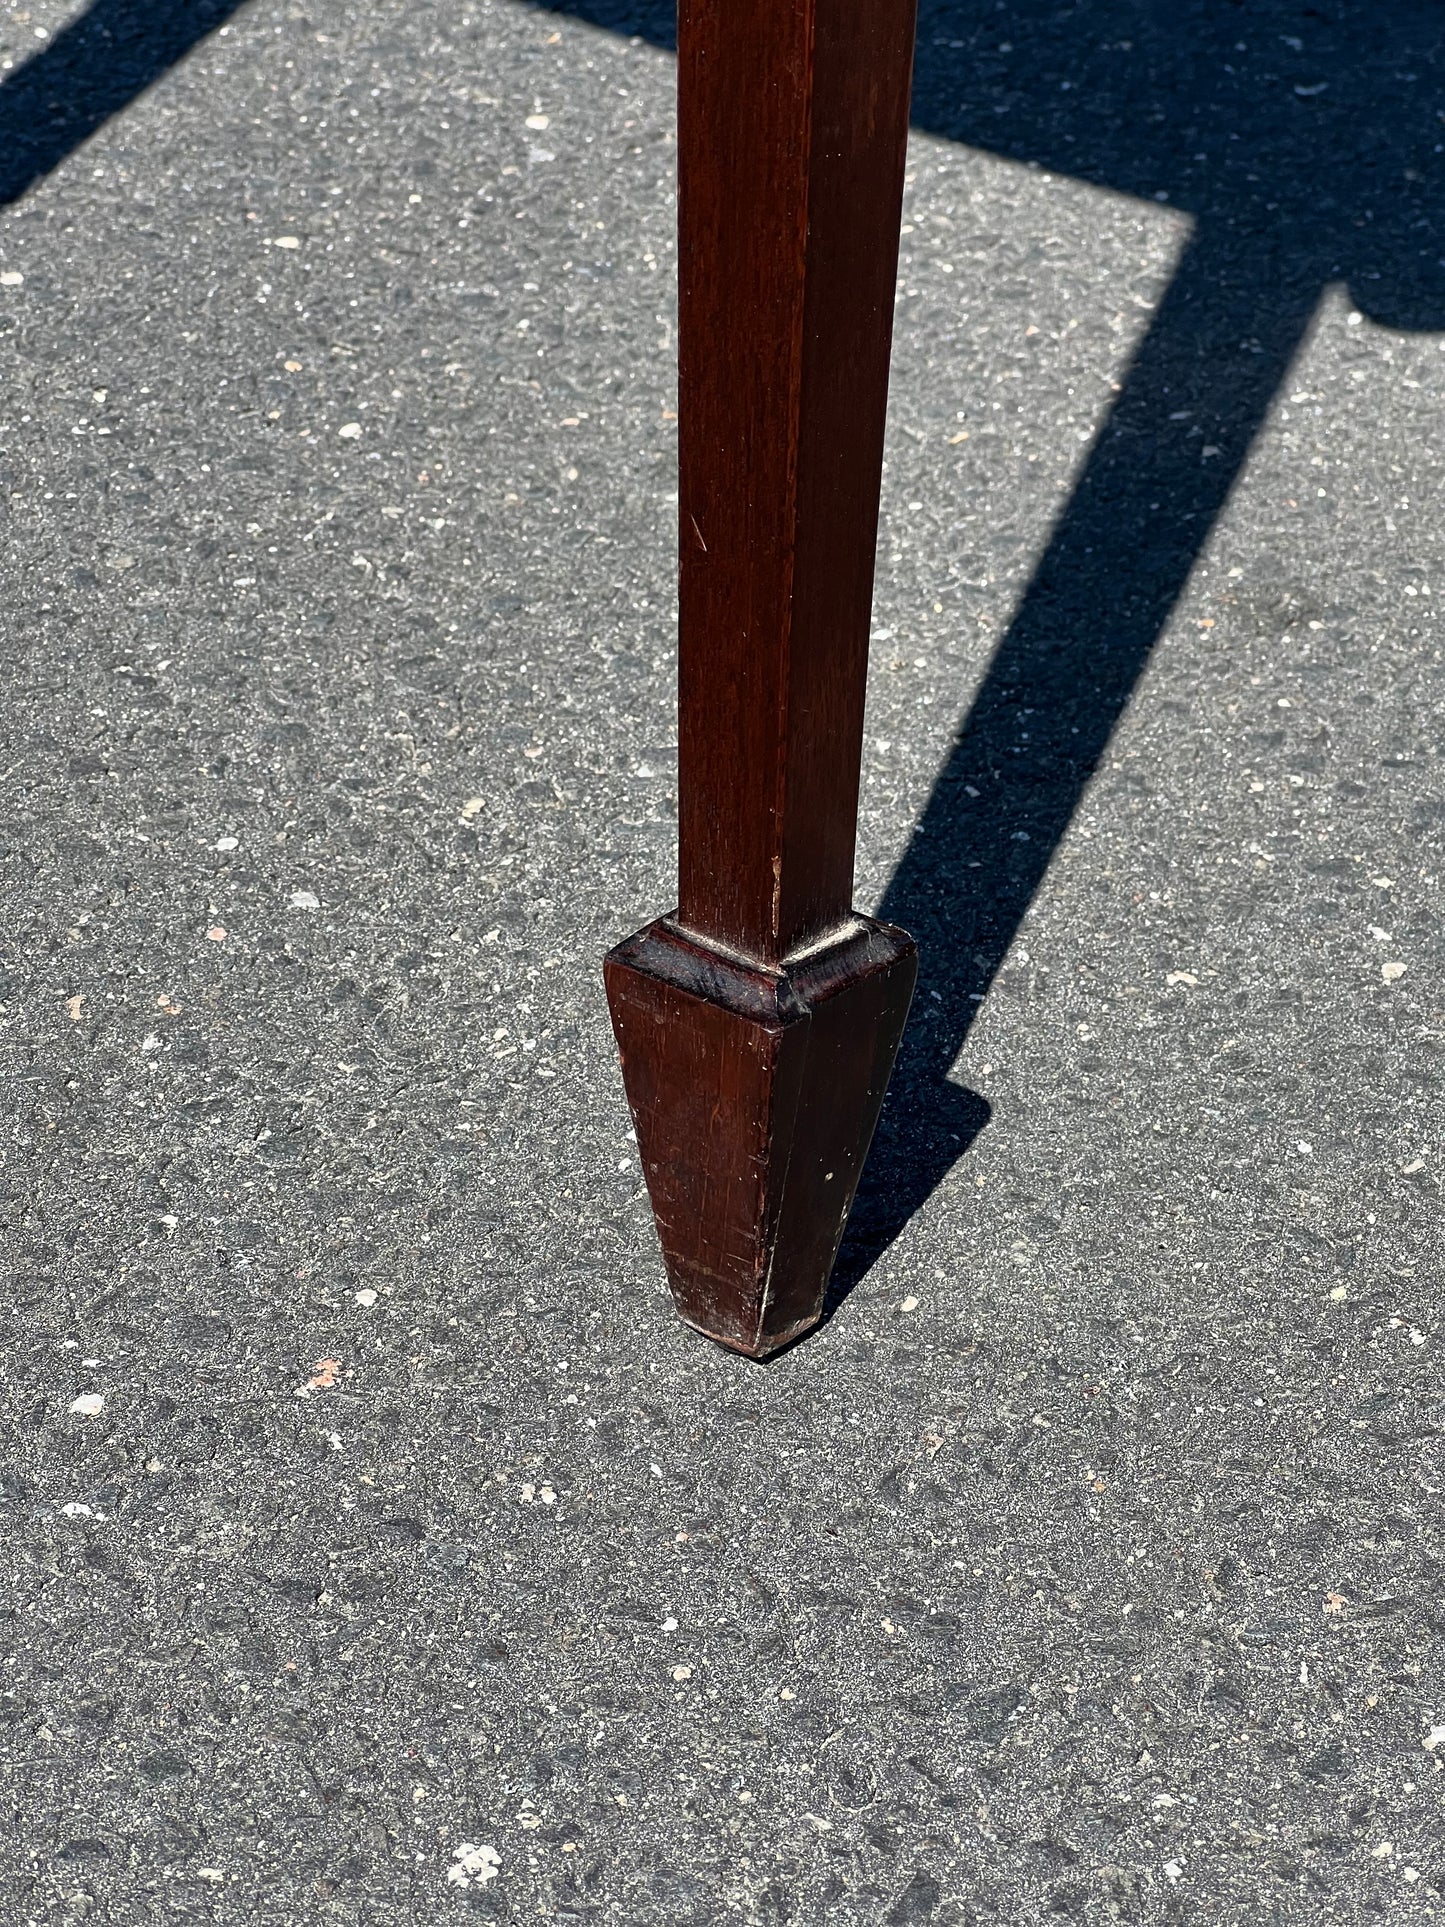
[0,0,1442,1921]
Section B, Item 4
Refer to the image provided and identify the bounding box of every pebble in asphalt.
[0,0,1441,1921]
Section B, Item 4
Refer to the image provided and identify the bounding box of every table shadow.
[4,0,1443,1306]
[0,0,250,206]
[535,0,1445,1302]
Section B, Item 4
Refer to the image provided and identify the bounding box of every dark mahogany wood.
[606,919,916,1357]
[605,0,920,1358]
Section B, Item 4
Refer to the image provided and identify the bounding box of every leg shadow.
[0,0,251,207]
[832,223,1324,1300]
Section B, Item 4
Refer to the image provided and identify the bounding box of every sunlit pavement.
[0,2,1441,1921]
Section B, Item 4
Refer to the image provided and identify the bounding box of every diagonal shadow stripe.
[530,0,1445,1300]
[0,0,251,207]
[6,0,1440,1301]
[834,223,1322,1294]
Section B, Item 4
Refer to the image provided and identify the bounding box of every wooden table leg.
[605,0,920,1359]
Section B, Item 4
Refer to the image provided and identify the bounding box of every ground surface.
[0,0,1442,1922]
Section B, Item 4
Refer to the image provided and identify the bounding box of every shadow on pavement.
[535,0,1445,1300]
[6,0,1443,1300]
[0,0,250,206]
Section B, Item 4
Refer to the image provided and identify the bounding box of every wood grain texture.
[606,918,917,1357]
[676,0,919,963]
[605,0,920,1354]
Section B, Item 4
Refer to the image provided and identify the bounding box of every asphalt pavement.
[0,0,1441,1921]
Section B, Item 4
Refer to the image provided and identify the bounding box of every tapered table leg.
[605,0,920,1359]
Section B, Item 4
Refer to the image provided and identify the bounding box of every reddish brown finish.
[606,919,916,1358]
[605,0,920,1356]
[677,0,919,962]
